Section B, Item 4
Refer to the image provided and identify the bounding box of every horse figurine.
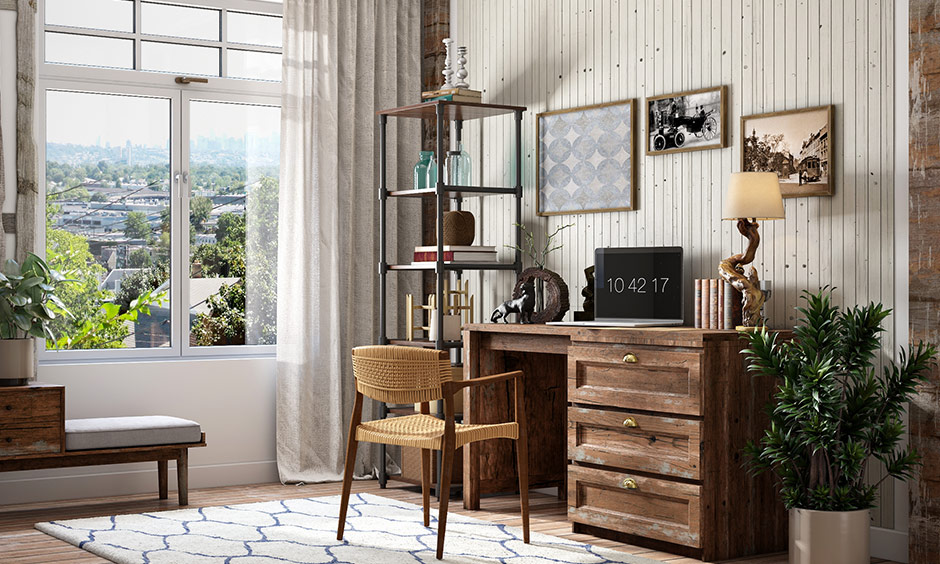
[490,281,535,324]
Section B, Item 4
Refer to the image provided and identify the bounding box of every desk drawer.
[568,343,702,415]
[0,426,62,456]
[568,464,702,548]
[0,388,61,428]
[568,407,701,480]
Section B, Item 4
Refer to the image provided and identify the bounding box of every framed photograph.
[646,85,727,156]
[536,99,636,216]
[741,105,834,198]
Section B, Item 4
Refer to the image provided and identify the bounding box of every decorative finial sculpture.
[454,46,469,88]
[442,38,455,89]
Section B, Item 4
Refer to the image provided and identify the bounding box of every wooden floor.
[0,480,898,564]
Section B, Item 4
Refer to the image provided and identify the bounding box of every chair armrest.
[446,370,523,393]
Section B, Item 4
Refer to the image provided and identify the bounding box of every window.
[43,0,282,82]
[39,0,282,360]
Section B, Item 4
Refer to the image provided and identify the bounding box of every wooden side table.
[0,383,65,457]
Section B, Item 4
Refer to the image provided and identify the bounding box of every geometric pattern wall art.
[536,99,636,216]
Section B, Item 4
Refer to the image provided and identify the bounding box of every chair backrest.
[351,345,452,404]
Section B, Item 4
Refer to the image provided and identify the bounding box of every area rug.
[36,492,660,564]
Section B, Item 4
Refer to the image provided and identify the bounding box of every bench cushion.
[65,416,202,451]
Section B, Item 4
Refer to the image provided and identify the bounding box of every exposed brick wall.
[910,2,940,561]
[421,0,449,294]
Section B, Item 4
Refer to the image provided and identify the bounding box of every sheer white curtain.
[277,0,421,483]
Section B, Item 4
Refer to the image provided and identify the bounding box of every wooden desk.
[461,323,787,561]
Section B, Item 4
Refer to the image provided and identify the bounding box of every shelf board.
[388,186,517,198]
[388,262,518,272]
[388,339,463,349]
[377,100,526,121]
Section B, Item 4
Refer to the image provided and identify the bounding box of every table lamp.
[719,172,785,329]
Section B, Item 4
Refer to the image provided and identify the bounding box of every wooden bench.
[0,384,206,505]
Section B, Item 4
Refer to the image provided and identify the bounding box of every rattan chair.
[336,345,530,560]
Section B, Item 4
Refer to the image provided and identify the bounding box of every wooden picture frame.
[740,105,834,198]
[536,99,637,216]
[645,85,728,156]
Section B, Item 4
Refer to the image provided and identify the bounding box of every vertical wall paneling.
[453,0,897,528]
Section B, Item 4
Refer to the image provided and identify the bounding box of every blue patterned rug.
[35,492,661,563]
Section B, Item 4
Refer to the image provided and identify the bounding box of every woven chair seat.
[356,413,519,451]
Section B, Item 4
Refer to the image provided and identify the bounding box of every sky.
[46,91,279,149]
[744,108,829,156]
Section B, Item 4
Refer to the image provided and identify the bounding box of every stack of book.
[411,245,497,266]
[694,279,743,330]
[421,88,483,103]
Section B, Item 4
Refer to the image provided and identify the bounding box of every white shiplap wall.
[452,0,896,528]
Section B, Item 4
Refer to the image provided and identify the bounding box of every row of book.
[411,245,497,267]
[694,279,743,330]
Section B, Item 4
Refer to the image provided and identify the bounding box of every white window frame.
[36,0,282,363]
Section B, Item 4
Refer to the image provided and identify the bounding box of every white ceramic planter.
[789,508,870,564]
[0,338,34,386]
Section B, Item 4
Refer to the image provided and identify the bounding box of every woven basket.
[442,211,475,246]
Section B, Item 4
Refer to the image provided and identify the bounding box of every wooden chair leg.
[158,460,168,500]
[421,448,432,527]
[514,376,530,543]
[337,392,364,541]
[436,443,456,559]
[176,450,189,506]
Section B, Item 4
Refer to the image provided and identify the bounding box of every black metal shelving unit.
[376,100,526,492]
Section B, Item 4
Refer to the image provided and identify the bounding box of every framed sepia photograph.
[536,99,636,216]
[741,105,834,198]
[646,85,727,156]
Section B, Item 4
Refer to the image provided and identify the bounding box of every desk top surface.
[464,323,790,347]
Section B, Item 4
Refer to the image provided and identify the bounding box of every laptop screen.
[594,247,684,322]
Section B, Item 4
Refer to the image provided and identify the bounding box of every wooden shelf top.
[388,339,463,349]
[388,186,517,198]
[388,262,517,272]
[377,100,526,120]
[462,323,793,347]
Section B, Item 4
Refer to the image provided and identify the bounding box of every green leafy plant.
[506,223,573,269]
[742,288,937,511]
[0,253,70,341]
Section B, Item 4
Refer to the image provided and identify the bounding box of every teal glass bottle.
[414,151,434,190]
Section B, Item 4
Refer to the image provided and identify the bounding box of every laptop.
[549,246,685,328]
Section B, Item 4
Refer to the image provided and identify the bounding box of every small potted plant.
[0,253,69,386]
[741,288,936,564]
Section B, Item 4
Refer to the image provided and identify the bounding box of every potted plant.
[741,288,936,564]
[0,253,69,386]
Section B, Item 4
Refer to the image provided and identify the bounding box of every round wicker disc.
[512,267,570,323]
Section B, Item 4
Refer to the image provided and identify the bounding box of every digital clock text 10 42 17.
[606,277,670,294]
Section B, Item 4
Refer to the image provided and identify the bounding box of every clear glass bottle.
[427,152,438,188]
[444,143,471,186]
[413,150,434,190]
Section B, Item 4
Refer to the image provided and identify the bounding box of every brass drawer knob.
[621,477,638,490]
[622,416,638,428]
[623,352,638,363]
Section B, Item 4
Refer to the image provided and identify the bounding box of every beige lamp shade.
[722,172,785,220]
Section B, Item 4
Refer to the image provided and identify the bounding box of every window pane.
[141,2,220,41]
[141,42,220,76]
[45,0,133,33]
[228,12,282,48]
[228,50,281,82]
[45,91,172,350]
[45,33,133,70]
[189,101,279,347]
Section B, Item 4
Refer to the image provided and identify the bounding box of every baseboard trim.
[0,460,278,505]
[872,526,908,563]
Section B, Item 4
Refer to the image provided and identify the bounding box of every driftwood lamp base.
[719,218,767,328]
